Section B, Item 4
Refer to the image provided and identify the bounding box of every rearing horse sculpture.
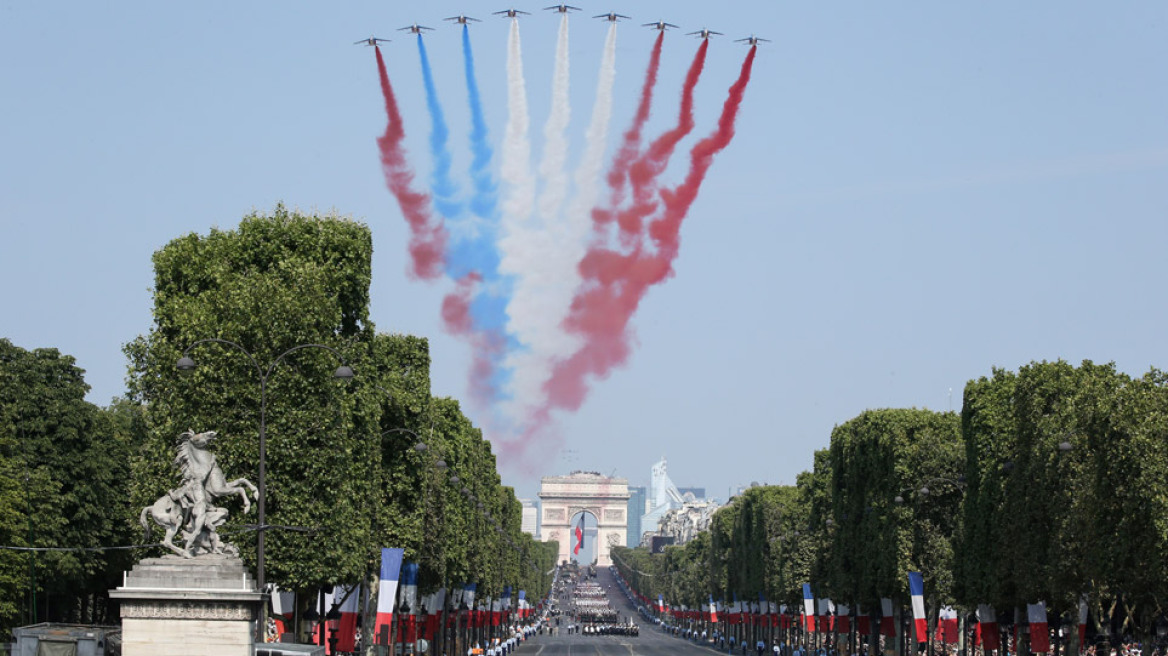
[140,430,258,558]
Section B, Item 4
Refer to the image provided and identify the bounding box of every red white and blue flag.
[909,571,927,644]
[938,606,959,645]
[836,604,850,634]
[1028,603,1050,653]
[976,605,999,650]
[323,585,362,653]
[803,585,816,632]
[881,598,896,637]
[574,517,585,555]
[375,548,405,645]
[1078,596,1089,648]
[397,561,419,643]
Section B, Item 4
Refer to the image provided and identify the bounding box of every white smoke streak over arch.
[504,22,619,421]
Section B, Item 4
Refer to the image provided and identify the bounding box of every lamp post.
[176,338,354,642]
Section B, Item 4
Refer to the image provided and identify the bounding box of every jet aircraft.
[444,15,481,24]
[642,20,678,31]
[544,4,581,13]
[494,8,530,18]
[398,24,435,34]
[687,28,722,40]
[594,12,630,22]
[354,36,391,46]
[735,35,771,46]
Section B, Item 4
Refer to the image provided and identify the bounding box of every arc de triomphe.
[539,472,629,567]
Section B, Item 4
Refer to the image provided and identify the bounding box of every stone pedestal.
[109,555,265,656]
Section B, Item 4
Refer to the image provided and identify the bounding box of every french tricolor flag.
[709,596,718,623]
[1028,603,1050,653]
[937,606,959,645]
[326,584,361,653]
[977,604,1000,650]
[375,548,405,645]
[1078,596,1089,648]
[270,586,295,640]
[658,594,665,613]
[835,604,850,634]
[881,598,896,637]
[802,584,816,632]
[399,561,420,643]
[908,571,927,644]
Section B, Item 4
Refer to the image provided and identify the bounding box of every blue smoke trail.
[452,23,516,401]
[417,34,462,220]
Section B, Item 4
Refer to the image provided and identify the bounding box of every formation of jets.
[735,35,770,46]
[642,20,678,31]
[353,36,391,46]
[593,12,629,22]
[398,23,434,34]
[688,28,722,40]
[357,10,765,44]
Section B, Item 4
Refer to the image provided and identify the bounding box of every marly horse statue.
[140,430,258,558]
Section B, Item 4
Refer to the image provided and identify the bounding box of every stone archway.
[538,472,629,566]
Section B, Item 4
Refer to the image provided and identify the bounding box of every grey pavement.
[516,568,722,656]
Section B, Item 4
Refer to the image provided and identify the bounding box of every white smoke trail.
[503,22,619,421]
[536,13,572,223]
[499,18,534,226]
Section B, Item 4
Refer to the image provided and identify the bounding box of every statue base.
[109,554,265,656]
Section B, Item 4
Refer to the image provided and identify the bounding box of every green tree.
[0,340,138,638]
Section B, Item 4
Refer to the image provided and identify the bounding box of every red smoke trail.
[375,46,447,280]
[595,31,665,226]
[440,274,504,405]
[615,39,708,243]
[542,45,757,412]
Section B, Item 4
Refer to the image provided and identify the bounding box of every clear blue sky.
[2,1,1165,501]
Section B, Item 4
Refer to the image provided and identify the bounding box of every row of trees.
[0,207,558,641]
[614,362,1168,647]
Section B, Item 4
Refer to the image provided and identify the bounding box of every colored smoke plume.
[504,21,618,421]
[541,45,758,413]
[417,34,463,221]
[375,46,446,280]
[441,273,507,405]
[616,39,708,243]
[536,13,572,224]
[599,30,665,222]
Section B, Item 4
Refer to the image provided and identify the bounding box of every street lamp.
[177,338,353,642]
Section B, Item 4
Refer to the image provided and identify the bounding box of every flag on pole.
[977,604,1000,650]
[856,604,870,635]
[938,606,958,644]
[574,517,585,555]
[1078,596,1089,649]
[881,598,896,637]
[908,571,927,643]
[325,584,362,652]
[399,561,420,643]
[710,595,719,623]
[819,598,835,633]
[1029,603,1050,653]
[803,585,816,632]
[836,604,851,634]
[375,548,405,645]
[270,586,295,640]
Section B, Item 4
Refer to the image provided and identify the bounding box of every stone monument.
[110,430,265,656]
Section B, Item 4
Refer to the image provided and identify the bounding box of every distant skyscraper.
[627,486,646,546]
[642,458,686,537]
[520,498,540,539]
